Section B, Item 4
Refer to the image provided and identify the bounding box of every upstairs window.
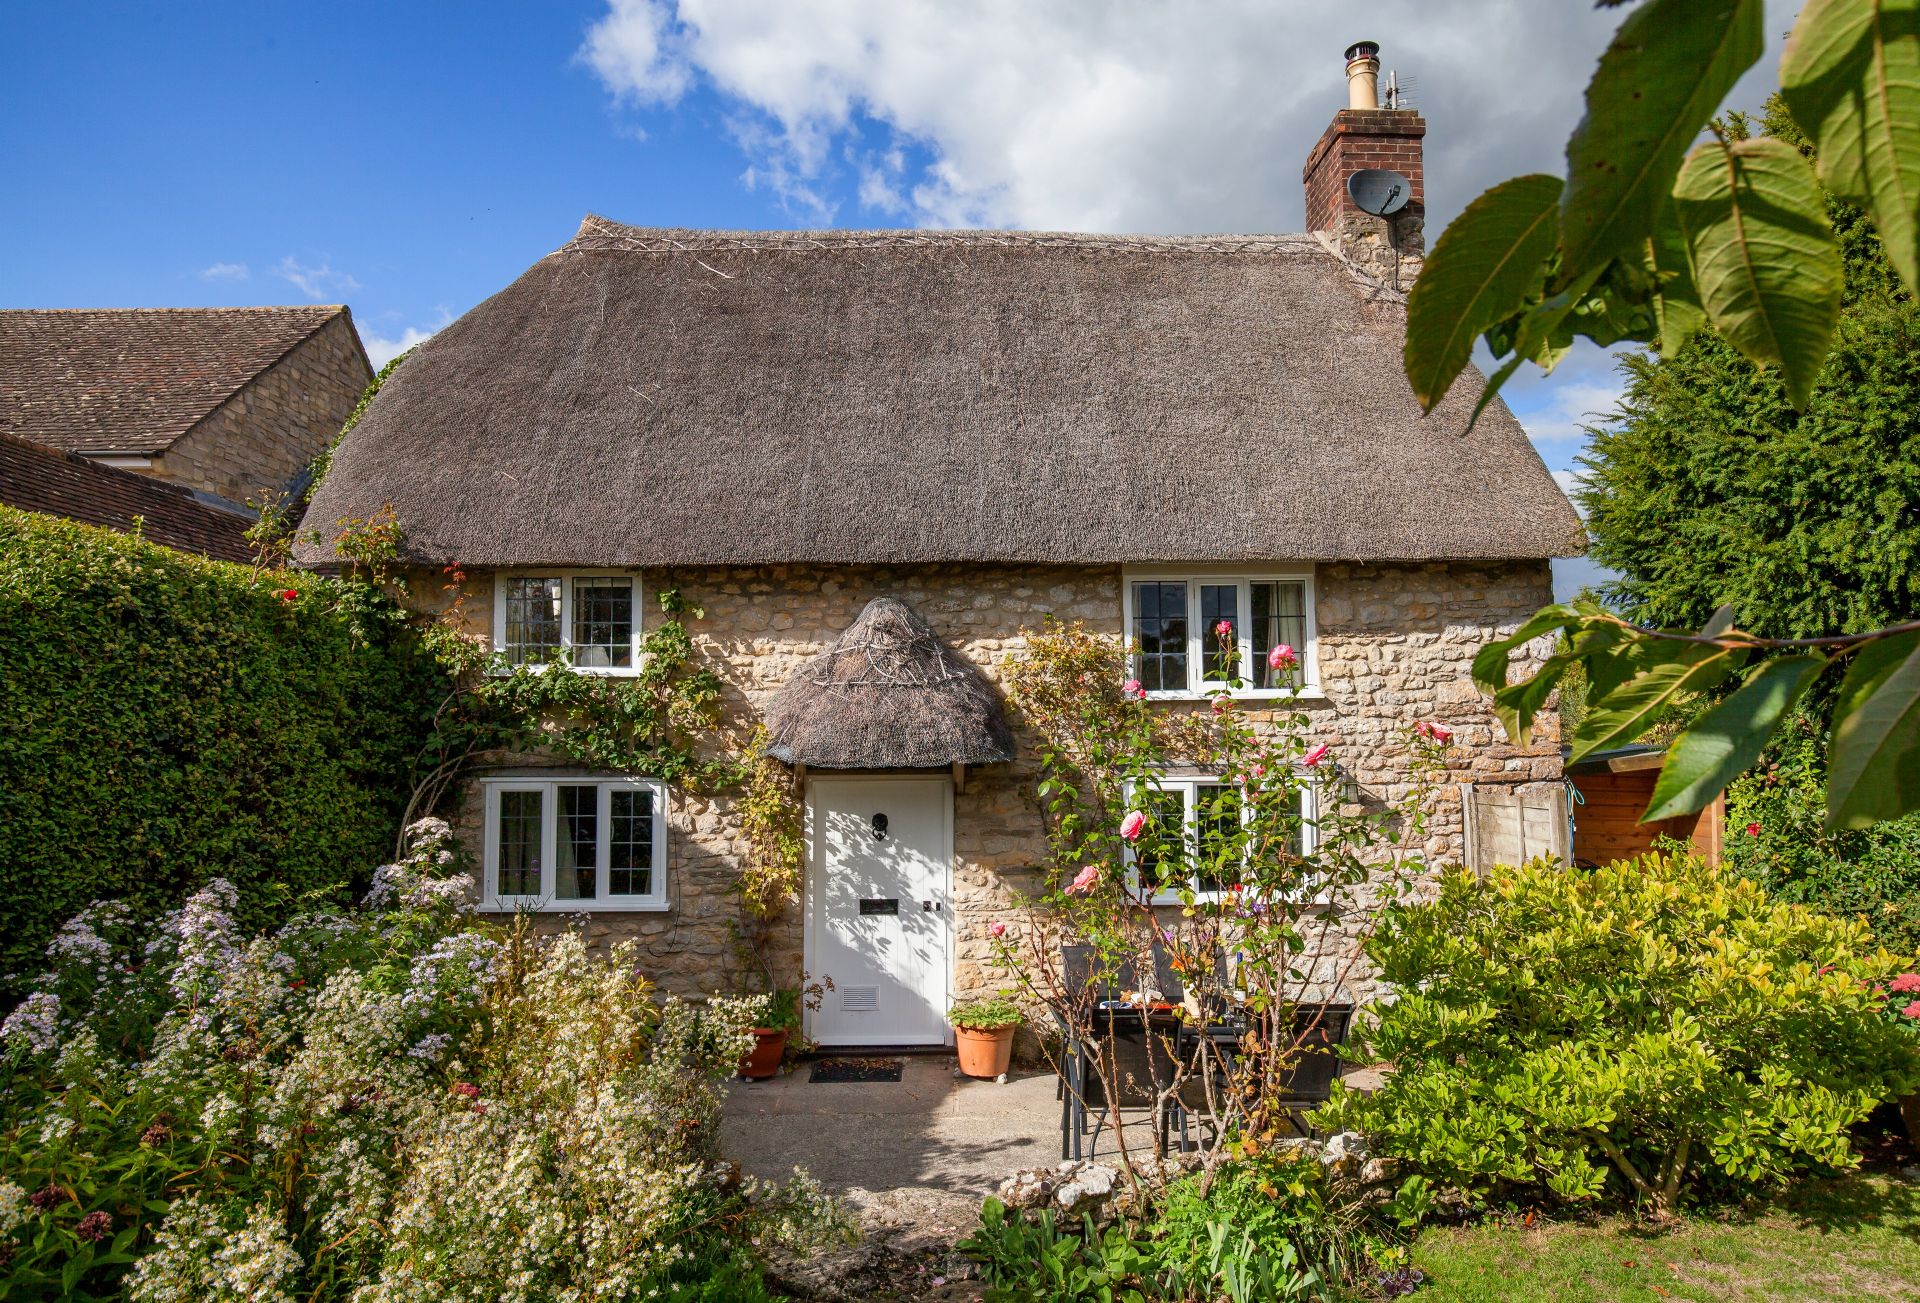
[1124,571,1315,696]
[481,777,666,911]
[493,572,640,674]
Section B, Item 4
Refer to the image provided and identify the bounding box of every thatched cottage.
[299,46,1583,1048]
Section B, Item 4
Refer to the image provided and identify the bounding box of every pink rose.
[1214,619,1233,639]
[1120,810,1148,842]
[1268,644,1296,670]
[1890,972,1920,994]
[988,920,1007,939]
[1211,696,1230,715]
[1066,866,1102,895]
[1415,721,1454,744]
[1745,822,1762,837]
[1904,999,1920,1020]
[1303,742,1330,767]
[1122,678,1145,699]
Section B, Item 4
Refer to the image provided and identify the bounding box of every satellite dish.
[1347,168,1411,217]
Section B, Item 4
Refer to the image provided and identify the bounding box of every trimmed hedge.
[0,507,447,992]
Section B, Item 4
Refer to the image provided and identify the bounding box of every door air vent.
[841,986,879,1012]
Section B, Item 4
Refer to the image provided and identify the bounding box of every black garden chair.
[1054,944,1187,1160]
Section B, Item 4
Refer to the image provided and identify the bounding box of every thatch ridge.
[764,597,1015,769]
[297,216,1585,567]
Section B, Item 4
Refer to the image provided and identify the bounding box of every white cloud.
[580,0,1797,231]
[359,309,453,369]
[275,256,361,301]
[1515,375,1630,444]
[198,261,249,281]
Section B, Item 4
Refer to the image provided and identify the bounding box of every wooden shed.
[1566,745,1723,867]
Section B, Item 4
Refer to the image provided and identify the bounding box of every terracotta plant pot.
[954,1024,1016,1079]
[740,1027,788,1079]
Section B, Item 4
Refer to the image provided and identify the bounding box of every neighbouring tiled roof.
[0,432,256,562]
[0,306,348,455]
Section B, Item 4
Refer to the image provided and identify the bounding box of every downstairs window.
[480,777,666,911]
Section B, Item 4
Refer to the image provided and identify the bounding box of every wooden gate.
[1459,783,1571,875]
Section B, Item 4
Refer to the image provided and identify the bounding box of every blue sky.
[2,2,1797,596]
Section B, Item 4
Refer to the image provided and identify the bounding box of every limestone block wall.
[422,558,1561,1008]
[152,312,372,506]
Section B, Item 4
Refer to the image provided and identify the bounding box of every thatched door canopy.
[764,597,1015,770]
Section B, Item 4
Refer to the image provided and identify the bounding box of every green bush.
[1726,717,1920,954]
[0,507,446,992]
[1318,854,1920,1215]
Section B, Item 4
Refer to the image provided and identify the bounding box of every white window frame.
[479,776,668,912]
[490,570,643,677]
[1125,773,1319,905]
[1121,566,1319,699]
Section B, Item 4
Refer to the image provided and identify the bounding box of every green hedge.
[0,507,447,992]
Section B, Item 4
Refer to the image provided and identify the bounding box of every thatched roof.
[297,218,1584,567]
[765,597,1014,769]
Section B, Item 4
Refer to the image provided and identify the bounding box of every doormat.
[809,1057,904,1084]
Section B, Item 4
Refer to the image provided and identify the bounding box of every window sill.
[478,900,670,914]
[1142,689,1325,705]
[486,664,644,679]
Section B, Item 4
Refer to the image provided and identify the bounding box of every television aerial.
[1346,167,1413,289]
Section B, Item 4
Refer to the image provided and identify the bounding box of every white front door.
[806,776,953,1048]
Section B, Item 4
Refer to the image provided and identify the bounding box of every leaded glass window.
[504,577,562,666]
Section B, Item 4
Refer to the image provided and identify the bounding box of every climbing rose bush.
[1318,852,1920,1215]
[0,820,831,1300]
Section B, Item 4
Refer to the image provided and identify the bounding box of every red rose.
[279,588,298,602]
[1745,822,1761,837]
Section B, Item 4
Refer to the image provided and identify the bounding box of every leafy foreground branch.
[1407,0,1920,420]
[1475,601,1920,828]
[0,821,844,1302]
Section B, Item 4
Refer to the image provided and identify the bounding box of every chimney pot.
[1345,39,1381,111]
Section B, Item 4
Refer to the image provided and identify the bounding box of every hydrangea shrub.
[1318,853,1920,1214]
[0,821,827,1299]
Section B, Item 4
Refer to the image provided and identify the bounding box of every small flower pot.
[740,1027,788,1079]
[954,1024,1016,1079]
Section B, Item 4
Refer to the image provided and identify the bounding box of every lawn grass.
[1410,1171,1920,1302]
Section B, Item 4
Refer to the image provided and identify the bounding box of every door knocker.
[870,812,889,841]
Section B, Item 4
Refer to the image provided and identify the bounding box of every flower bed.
[0,821,841,1300]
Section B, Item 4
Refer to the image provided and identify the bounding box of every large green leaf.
[1644,654,1828,821]
[1827,629,1920,828]
[1781,0,1920,296]
[1471,603,1588,699]
[1647,203,1708,356]
[1561,0,1765,271]
[1405,174,1564,412]
[1672,138,1845,409]
[1572,629,1748,763]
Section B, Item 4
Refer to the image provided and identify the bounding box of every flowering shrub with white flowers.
[0,819,839,1300]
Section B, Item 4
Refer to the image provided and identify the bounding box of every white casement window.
[492,572,641,675]
[480,777,667,911]
[1126,774,1317,904]
[1122,569,1317,697]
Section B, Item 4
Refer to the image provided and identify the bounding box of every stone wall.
[152,311,372,507]
[420,558,1561,1013]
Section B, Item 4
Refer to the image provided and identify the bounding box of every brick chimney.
[1302,40,1426,280]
